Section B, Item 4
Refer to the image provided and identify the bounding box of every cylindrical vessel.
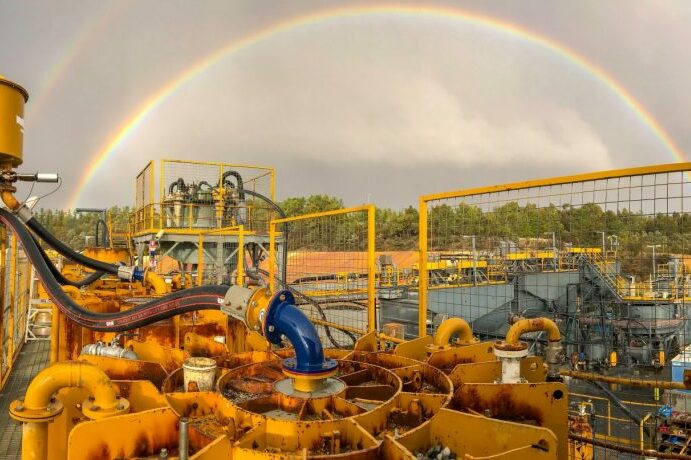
[0,75,28,167]
[182,357,217,392]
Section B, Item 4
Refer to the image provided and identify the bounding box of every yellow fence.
[268,206,376,347]
[0,232,32,390]
[131,159,276,235]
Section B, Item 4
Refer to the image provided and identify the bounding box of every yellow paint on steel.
[0,225,5,386]
[563,369,687,390]
[237,225,244,286]
[505,317,561,344]
[367,205,376,332]
[21,422,48,460]
[49,306,59,365]
[420,162,691,202]
[0,75,28,166]
[197,233,204,286]
[270,204,373,225]
[379,333,406,344]
[418,195,428,338]
[269,221,276,293]
[8,233,16,360]
[433,317,475,347]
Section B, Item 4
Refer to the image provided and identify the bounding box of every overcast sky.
[1,0,689,210]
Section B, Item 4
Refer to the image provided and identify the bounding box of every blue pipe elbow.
[264,290,337,375]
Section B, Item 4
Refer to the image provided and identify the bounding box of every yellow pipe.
[562,369,687,390]
[433,317,475,347]
[14,362,127,460]
[640,412,653,450]
[1,190,20,210]
[23,361,120,412]
[22,422,48,460]
[145,271,168,295]
[505,317,561,344]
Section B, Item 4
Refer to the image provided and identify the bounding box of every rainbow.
[67,4,685,208]
[29,1,131,120]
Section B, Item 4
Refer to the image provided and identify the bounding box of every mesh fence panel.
[419,165,691,457]
[157,160,275,232]
[269,206,375,348]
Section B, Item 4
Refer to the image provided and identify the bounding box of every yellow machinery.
[13,74,691,459]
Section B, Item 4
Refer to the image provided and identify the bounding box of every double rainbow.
[67,4,684,208]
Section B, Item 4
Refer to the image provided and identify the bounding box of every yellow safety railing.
[418,162,691,338]
[0,231,32,390]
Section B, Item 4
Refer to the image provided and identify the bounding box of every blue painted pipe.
[264,290,337,375]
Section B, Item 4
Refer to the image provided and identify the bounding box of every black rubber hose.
[25,215,120,275]
[221,170,244,200]
[30,233,105,287]
[169,177,186,195]
[241,188,287,284]
[0,208,227,331]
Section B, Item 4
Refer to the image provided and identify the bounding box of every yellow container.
[0,75,29,166]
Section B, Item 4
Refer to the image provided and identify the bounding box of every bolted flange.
[9,398,64,423]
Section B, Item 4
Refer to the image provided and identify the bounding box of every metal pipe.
[145,271,169,295]
[433,317,475,347]
[1,190,20,210]
[562,369,688,390]
[21,422,48,460]
[23,362,120,412]
[569,433,690,459]
[505,317,561,344]
[178,417,189,460]
[11,362,129,460]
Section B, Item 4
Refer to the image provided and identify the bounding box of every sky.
[0,0,689,210]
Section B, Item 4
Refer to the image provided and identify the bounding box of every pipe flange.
[81,396,130,420]
[282,357,338,377]
[493,341,529,358]
[9,398,64,423]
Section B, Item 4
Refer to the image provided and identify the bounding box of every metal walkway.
[0,341,50,459]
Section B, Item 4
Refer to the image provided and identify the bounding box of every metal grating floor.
[0,341,50,459]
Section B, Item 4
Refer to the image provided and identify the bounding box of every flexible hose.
[31,233,104,287]
[220,170,244,200]
[169,177,186,195]
[0,208,227,331]
[26,215,120,274]
[241,188,288,284]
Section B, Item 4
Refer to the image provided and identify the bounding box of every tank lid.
[0,75,29,102]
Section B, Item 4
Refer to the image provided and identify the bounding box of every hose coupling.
[117,265,144,282]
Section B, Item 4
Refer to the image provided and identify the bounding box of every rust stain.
[452,385,543,425]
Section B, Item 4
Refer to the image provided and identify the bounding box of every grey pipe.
[178,417,189,460]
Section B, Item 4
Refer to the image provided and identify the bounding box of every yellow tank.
[0,75,28,167]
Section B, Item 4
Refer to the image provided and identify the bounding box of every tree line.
[30,196,691,270]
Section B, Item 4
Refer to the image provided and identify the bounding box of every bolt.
[159,448,169,458]
[251,301,257,307]
[279,294,286,302]
[268,325,275,333]
[117,404,125,410]
[90,405,100,411]
[14,404,24,412]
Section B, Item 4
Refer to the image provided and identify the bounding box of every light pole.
[647,244,662,279]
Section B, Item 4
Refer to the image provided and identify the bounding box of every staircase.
[578,253,624,301]
[107,212,133,255]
